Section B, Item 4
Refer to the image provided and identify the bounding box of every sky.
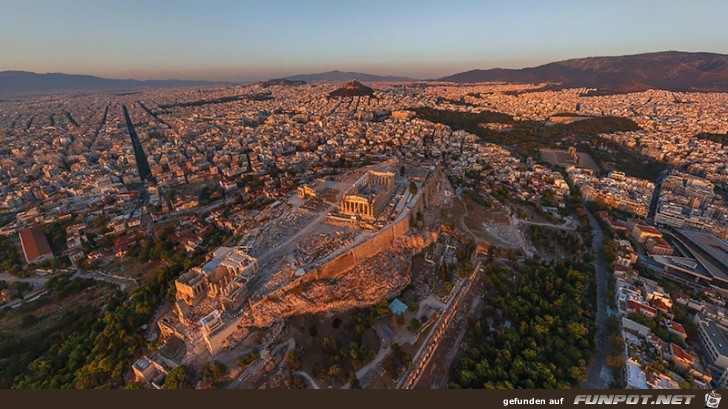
[0,0,726,81]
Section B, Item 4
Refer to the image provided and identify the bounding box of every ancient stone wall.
[314,248,357,278]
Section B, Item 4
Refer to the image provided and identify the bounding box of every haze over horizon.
[1,0,727,81]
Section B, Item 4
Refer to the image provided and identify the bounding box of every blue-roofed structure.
[389,298,408,316]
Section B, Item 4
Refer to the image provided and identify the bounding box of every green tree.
[236,352,258,369]
[165,365,192,389]
[408,317,422,333]
[285,350,300,371]
[201,360,227,388]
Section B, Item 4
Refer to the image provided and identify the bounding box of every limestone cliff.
[239,231,437,329]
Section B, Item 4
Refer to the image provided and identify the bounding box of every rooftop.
[18,225,53,263]
[699,318,728,357]
[651,255,712,280]
[389,298,408,316]
[679,229,728,271]
[670,343,693,363]
[133,357,150,371]
[626,359,648,389]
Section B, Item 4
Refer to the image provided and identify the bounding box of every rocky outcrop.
[211,169,444,353]
[239,231,437,329]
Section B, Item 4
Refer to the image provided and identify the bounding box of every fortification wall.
[314,248,357,278]
[392,213,410,237]
[351,225,395,262]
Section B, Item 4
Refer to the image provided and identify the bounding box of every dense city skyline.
[1,0,727,81]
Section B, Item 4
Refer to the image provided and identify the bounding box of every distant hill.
[286,70,413,82]
[439,51,728,93]
[0,71,228,95]
[260,78,306,87]
[329,80,375,98]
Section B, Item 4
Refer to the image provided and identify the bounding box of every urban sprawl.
[1,80,727,390]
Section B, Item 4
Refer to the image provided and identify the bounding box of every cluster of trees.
[0,304,100,388]
[408,317,423,333]
[164,365,193,389]
[462,189,493,208]
[581,139,666,182]
[605,315,625,381]
[200,360,228,388]
[127,227,176,263]
[235,351,259,370]
[160,95,246,109]
[414,107,639,157]
[0,274,110,387]
[38,257,72,270]
[45,274,96,299]
[305,330,374,385]
[198,186,225,206]
[451,259,595,388]
[295,305,390,387]
[12,257,191,388]
[527,225,584,258]
[42,221,68,256]
[383,343,412,378]
[351,300,391,333]
[0,239,22,274]
[491,187,513,204]
[418,106,514,126]
[671,304,699,342]
[567,186,593,250]
[417,106,667,183]
[540,190,559,208]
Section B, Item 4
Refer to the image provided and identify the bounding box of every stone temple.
[174,246,258,320]
[339,170,395,221]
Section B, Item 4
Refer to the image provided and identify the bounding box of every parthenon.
[338,170,396,221]
[340,193,378,220]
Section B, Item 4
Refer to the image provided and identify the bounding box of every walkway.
[581,205,611,388]
[293,371,321,390]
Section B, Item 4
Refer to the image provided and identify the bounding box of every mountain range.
[3,51,727,95]
[438,51,728,93]
[0,71,226,95]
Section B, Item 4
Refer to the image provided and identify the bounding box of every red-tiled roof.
[627,299,657,316]
[670,343,693,364]
[648,334,661,344]
[651,297,671,312]
[614,264,629,273]
[637,225,662,235]
[19,226,53,263]
[669,322,687,334]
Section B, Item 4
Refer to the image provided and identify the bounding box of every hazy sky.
[1,0,726,81]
